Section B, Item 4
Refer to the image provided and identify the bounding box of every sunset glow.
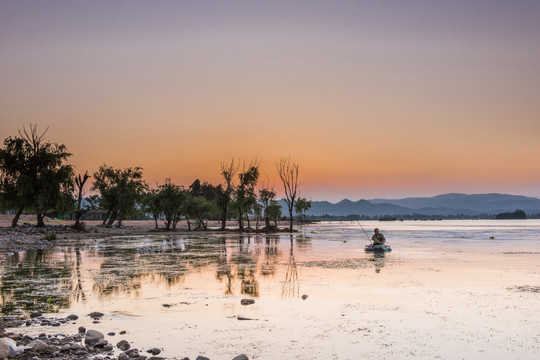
[1,1,539,201]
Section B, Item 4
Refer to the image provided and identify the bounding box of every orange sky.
[1,1,539,201]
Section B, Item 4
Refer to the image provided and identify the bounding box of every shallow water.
[2,220,540,359]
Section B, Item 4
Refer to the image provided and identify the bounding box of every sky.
[1,0,539,202]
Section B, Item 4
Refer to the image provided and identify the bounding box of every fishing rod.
[356,220,372,243]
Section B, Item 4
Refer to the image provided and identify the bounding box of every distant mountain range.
[294,193,540,217]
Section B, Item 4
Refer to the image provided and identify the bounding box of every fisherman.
[372,228,386,245]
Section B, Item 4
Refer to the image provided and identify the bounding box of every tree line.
[0,125,311,231]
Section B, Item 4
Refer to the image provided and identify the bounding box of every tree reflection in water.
[72,244,86,303]
[216,236,233,295]
[282,235,299,298]
[0,249,74,313]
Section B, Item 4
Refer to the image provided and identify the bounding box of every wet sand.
[2,221,540,359]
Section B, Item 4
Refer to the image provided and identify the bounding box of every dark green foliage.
[189,179,217,201]
[92,165,146,227]
[234,161,260,230]
[495,209,527,219]
[0,125,74,227]
[295,197,312,222]
[266,200,282,228]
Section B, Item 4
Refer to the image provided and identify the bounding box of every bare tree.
[276,157,299,232]
[73,171,90,230]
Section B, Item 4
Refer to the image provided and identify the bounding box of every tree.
[266,200,282,229]
[295,197,312,223]
[157,179,187,230]
[259,178,277,229]
[188,196,217,230]
[141,187,162,230]
[276,157,299,232]
[92,165,146,227]
[73,171,91,230]
[216,159,239,230]
[234,160,260,230]
[189,179,217,201]
[0,124,74,227]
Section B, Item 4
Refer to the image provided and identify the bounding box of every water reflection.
[0,233,313,313]
[1,250,74,313]
[282,235,299,298]
[372,251,387,274]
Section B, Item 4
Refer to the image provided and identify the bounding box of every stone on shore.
[232,355,249,360]
[0,338,11,358]
[117,339,130,351]
[26,339,53,353]
[240,299,255,305]
[84,329,104,345]
[87,311,104,318]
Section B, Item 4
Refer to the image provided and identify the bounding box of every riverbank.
[0,216,293,253]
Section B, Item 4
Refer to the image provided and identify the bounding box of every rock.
[117,339,130,351]
[67,314,79,320]
[232,355,249,360]
[119,330,127,335]
[147,347,161,355]
[26,339,52,353]
[301,294,308,300]
[107,332,116,336]
[95,339,109,347]
[125,348,139,357]
[0,338,11,359]
[104,344,114,351]
[149,357,166,360]
[196,356,211,360]
[87,311,104,318]
[240,299,255,305]
[118,353,129,360]
[30,312,42,318]
[78,326,86,333]
[84,329,104,346]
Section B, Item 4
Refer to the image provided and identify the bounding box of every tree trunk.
[36,213,45,227]
[220,211,227,230]
[238,209,243,230]
[288,206,294,232]
[106,210,118,227]
[154,217,158,230]
[101,210,111,226]
[11,209,23,228]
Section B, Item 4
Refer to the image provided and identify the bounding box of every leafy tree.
[189,179,217,201]
[92,165,146,227]
[216,159,238,230]
[276,157,299,232]
[295,197,312,223]
[141,188,162,230]
[157,180,187,230]
[266,200,282,228]
[188,196,217,230]
[259,186,277,229]
[234,161,260,230]
[0,125,74,227]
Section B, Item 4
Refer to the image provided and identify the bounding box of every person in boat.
[372,228,386,245]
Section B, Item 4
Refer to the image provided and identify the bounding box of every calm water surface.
[2,220,540,359]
